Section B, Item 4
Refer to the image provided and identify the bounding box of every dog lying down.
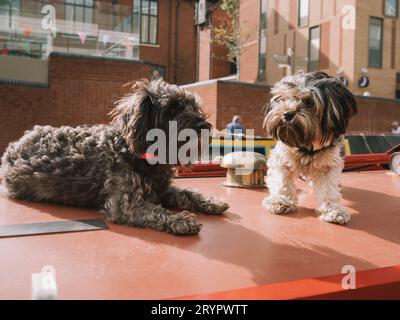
[0,80,229,236]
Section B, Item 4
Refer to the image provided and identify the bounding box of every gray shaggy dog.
[0,80,229,236]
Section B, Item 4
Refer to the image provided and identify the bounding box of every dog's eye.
[303,99,314,108]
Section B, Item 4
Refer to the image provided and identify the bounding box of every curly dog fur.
[262,71,357,225]
[0,80,229,235]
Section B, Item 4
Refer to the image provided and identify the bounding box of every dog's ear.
[262,101,273,133]
[263,88,280,117]
[314,78,358,139]
[110,80,159,155]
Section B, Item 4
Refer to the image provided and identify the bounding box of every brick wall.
[183,80,270,135]
[140,0,197,84]
[197,7,233,82]
[209,8,233,80]
[18,0,197,86]
[0,53,153,155]
[198,28,212,82]
[216,82,269,134]
[182,81,218,129]
[183,80,400,136]
[238,0,399,100]
[3,66,400,157]
[239,0,260,83]
[349,96,400,134]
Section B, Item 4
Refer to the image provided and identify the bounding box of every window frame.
[298,0,309,28]
[137,0,159,45]
[383,0,399,18]
[0,0,20,19]
[368,16,384,69]
[64,0,95,24]
[258,0,267,81]
[112,1,133,33]
[308,25,321,72]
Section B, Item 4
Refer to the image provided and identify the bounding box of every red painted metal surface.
[177,265,400,300]
[0,172,399,299]
[176,153,393,178]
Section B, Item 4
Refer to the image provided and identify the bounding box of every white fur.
[263,137,350,225]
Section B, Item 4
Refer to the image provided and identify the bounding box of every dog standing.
[0,80,229,235]
[263,71,357,224]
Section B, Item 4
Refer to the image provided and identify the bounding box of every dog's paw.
[263,197,297,215]
[200,198,229,215]
[316,206,350,225]
[166,211,202,235]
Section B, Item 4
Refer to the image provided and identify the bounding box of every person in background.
[226,115,245,135]
[151,69,162,81]
[392,121,400,135]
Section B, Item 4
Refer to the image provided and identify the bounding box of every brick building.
[237,0,400,99]
[183,79,400,135]
[0,0,197,84]
[0,53,155,154]
[0,0,200,154]
[1,0,400,155]
[197,0,235,81]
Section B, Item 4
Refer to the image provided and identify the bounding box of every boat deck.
[0,171,399,299]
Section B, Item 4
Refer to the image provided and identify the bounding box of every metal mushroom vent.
[220,151,267,188]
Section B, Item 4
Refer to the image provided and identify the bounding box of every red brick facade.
[0,53,152,154]
[183,80,400,136]
[8,0,197,85]
[183,80,270,135]
[239,0,261,83]
[237,0,400,99]
[197,6,234,81]
[140,0,197,84]
[2,66,400,156]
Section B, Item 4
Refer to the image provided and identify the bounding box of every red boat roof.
[0,171,399,299]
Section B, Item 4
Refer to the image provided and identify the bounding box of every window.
[368,17,383,68]
[384,0,398,17]
[65,0,95,24]
[298,0,309,28]
[0,0,9,15]
[112,2,133,33]
[134,0,158,45]
[396,73,400,99]
[0,0,20,20]
[308,26,320,72]
[258,0,268,80]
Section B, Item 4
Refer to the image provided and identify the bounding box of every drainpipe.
[168,0,173,82]
[174,0,181,84]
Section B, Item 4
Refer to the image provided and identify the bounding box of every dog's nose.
[284,111,296,121]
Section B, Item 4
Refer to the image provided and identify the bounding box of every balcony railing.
[0,0,140,60]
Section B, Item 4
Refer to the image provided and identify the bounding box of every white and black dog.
[263,71,357,225]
